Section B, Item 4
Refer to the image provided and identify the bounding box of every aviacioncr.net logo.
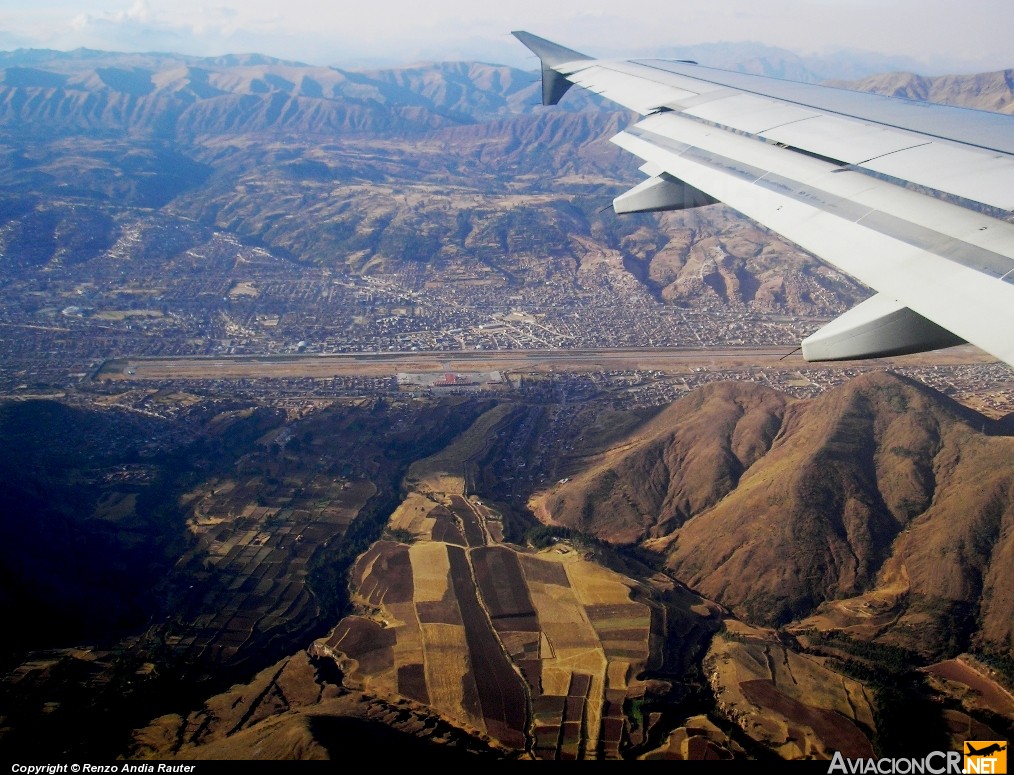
[827,741,1008,774]
[963,741,1007,774]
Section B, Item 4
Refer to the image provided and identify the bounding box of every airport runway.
[95,344,993,381]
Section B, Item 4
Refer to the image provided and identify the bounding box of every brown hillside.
[799,423,1014,655]
[667,372,1014,650]
[537,373,1014,654]
[530,381,790,543]
[829,70,1014,114]
[662,373,978,622]
[644,207,858,311]
[131,651,510,760]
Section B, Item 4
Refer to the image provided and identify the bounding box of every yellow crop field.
[420,622,478,729]
[566,561,642,608]
[410,542,451,602]
[539,665,576,697]
[534,593,597,651]
[385,601,418,633]
[318,402,728,759]
[607,660,634,687]
[387,492,440,537]
[523,556,605,752]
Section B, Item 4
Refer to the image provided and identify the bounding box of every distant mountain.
[0,49,1008,315]
[361,60,609,118]
[645,41,930,82]
[829,70,1014,114]
[0,58,457,138]
[0,49,607,139]
[534,372,1014,657]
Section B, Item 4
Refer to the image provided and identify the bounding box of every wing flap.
[861,142,1014,211]
[801,294,965,361]
[557,63,1014,211]
[682,94,820,134]
[612,174,718,214]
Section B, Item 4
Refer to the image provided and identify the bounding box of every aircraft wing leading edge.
[512,31,1014,368]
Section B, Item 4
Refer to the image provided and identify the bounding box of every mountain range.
[1,50,1011,314]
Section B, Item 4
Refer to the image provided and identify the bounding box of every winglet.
[512,31,591,105]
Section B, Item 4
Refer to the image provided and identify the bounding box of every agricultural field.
[139,396,494,681]
[165,470,376,672]
[923,658,1014,748]
[704,625,877,759]
[314,405,725,759]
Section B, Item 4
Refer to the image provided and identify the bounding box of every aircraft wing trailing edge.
[512,31,1014,367]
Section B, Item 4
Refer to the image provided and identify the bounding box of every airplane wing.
[513,31,1014,367]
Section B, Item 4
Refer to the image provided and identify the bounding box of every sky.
[0,0,1011,75]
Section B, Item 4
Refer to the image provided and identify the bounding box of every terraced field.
[166,467,378,673]
[314,405,724,758]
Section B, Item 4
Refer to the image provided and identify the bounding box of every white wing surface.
[513,31,1014,367]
